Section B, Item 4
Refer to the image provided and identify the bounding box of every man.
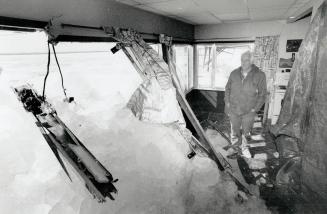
[224,51,267,155]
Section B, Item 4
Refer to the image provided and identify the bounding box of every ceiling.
[114,0,314,25]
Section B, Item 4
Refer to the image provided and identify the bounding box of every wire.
[42,41,51,100]
[51,43,67,98]
[42,41,68,101]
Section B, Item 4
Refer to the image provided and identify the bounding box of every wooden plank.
[172,74,230,171]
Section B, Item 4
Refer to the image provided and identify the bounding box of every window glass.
[195,43,254,90]
[197,44,214,88]
[0,30,141,105]
[173,44,193,93]
[215,44,254,89]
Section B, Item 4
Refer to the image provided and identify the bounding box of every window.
[196,44,214,89]
[172,44,193,93]
[149,43,163,57]
[195,43,254,90]
[0,30,141,106]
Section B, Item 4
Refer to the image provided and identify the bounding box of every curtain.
[253,35,279,91]
[253,35,279,123]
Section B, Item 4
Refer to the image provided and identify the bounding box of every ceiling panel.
[177,13,222,25]
[250,9,286,21]
[198,0,248,14]
[114,0,139,6]
[296,0,312,4]
[284,2,312,19]
[134,0,175,4]
[134,4,169,15]
[145,0,205,16]
[115,0,314,25]
[217,13,250,22]
[248,0,295,9]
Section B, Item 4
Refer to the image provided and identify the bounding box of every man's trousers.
[229,112,256,145]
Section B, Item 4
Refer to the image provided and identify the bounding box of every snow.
[0,31,271,213]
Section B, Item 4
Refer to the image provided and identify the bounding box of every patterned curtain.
[253,35,279,123]
[253,35,279,92]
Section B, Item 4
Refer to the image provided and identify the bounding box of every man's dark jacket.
[224,64,267,116]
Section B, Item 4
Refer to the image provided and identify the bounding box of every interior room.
[0,0,326,213]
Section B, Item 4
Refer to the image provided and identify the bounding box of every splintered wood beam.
[174,82,229,171]
[161,43,230,171]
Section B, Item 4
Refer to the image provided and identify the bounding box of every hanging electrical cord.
[42,41,73,102]
[42,41,51,101]
[51,43,67,99]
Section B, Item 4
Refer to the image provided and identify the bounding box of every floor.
[185,89,324,213]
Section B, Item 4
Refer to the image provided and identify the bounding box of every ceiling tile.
[285,5,303,15]
[250,9,286,21]
[249,7,289,14]
[178,13,222,24]
[115,0,139,6]
[134,0,175,4]
[145,0,205,16]
[284,1,313,19]
[216,13,250,22]
[248,0,295,9]
[116,0,313,25]
[198,0,248,14]
[296,0,312,4]
[134,4,169,15]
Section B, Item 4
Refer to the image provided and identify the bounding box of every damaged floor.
[197,111,325,214]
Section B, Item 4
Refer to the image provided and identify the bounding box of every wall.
[194,18,311,77]
[195,20,285,41]
[195,18,310,51]
[278,18,311,59]
[0,0,194,40]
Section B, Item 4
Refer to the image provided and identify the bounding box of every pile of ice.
[0,42,270,214]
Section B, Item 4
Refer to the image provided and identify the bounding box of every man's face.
[241,54,252,71]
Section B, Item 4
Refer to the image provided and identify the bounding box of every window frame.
[172,44,194,93]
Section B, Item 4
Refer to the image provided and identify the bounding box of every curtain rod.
[0,16,191,43]
[60,23,193,42]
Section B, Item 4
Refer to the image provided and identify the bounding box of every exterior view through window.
[196,43,254,90]
[173,44,193,93]
[0,30,141,106]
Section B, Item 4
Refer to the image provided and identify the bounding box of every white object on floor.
[253,122,262,128]
[253,153,268,160]
[252,171,260,177]
[251,135,265,141]
[259,177,267,184]
[247,142,266,148]
[242,147,252,158]
[245,158,266,170]
[273,152,280,158]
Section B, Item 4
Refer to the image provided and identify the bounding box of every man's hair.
[241,50,253,62]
